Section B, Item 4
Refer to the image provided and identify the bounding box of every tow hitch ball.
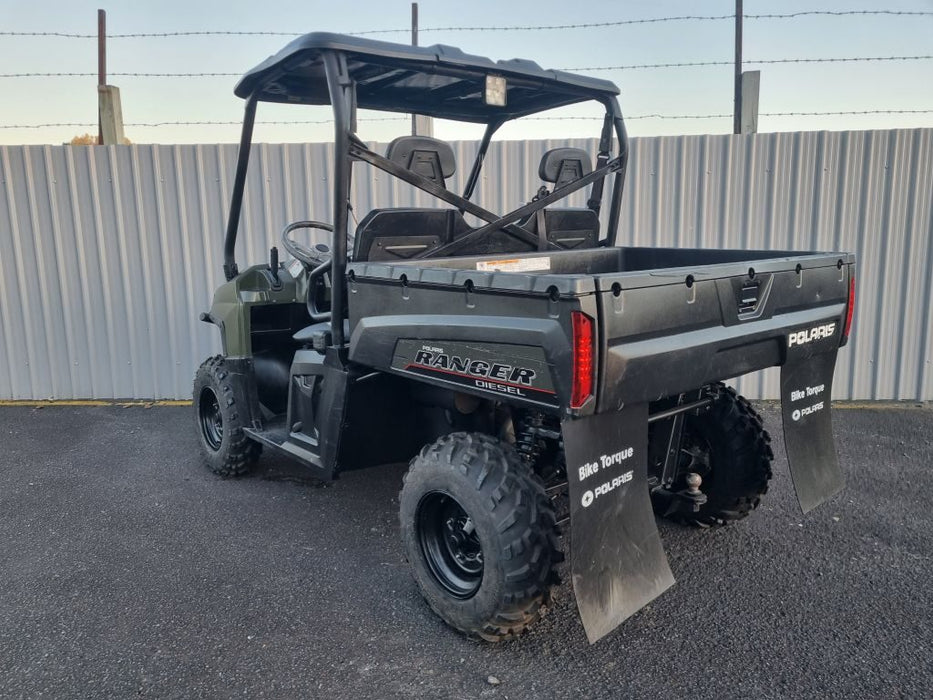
[647,395,712,518]
[651,472,708,517]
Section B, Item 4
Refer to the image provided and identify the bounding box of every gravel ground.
[0,403,930,699]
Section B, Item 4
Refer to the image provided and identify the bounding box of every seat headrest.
[385,136,456,186]
[539,148,593,189]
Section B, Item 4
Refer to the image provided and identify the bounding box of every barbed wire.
[530,110,933,120]
[759,109,933,117]
[3,54,931,79]
[0,118,406,129]
[376,10,933,34]
[1,10,930,39]
[0,72,241,78]
[4,109,931,129]
[561,55,933,71]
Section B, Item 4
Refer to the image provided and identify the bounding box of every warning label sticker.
[287,258,304,278]
[476,257,551,273]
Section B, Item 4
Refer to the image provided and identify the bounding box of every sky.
[2,0,931,145]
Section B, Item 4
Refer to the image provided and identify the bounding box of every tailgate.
[594,254,854,409]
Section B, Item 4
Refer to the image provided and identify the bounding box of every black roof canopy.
[235,32,620,123]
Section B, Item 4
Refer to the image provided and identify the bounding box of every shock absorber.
[514,410,565,482]
[514,411,544,467]
[514,411,570,555]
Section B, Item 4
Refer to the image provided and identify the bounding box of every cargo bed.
[349,245,853,293]
[348,245,855,411]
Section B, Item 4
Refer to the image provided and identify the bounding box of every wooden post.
[97,8,106,144]
[98,85,125,145]
[733,0,743,134]
[740,71,760,134]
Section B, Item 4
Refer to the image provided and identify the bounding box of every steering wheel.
[281,220,334,268]
[281,220,336,322]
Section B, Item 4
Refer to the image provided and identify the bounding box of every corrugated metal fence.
[1,129,931,400]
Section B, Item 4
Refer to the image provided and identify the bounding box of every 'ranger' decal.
[391,340,558,406]
[412,349,536,385]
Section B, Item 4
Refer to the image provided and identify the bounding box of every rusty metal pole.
[98,9,106,144]
[733,0,743,134]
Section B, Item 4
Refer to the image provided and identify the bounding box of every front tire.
[399,433,560,642]
[193,356,261,476]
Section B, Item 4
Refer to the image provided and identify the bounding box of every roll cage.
[222,33,630,347]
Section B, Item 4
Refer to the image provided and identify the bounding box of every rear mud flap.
[780,347,844,513]
[561,404,675,644]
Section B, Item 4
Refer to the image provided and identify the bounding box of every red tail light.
[843,276,856,342]
[571,311,594,409]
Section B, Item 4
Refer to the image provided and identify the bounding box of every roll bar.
[223,95,257,281]
[221,51,630,345]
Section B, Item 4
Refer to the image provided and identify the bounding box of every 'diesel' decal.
[391,339,558,405]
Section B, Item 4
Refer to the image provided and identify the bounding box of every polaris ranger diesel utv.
[194,33,856,643]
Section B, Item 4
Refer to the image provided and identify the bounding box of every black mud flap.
[561,404,675,644]
[781,342,844,513]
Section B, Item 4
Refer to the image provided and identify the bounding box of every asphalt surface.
[1,403,930,699]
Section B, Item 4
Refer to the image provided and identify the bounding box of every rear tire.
[399,432,560,642]
[193,356,261,476]
[671,385,773,526]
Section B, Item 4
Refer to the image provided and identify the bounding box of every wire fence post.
[410,3,433,137]
[411,3,419,136]
[734,0,743,134]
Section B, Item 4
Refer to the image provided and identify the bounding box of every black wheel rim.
[416,492,484,599]
[198,386,223,451]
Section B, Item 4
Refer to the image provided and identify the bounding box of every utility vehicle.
[194,33,856,643]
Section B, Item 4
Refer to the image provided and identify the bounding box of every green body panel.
[207,264,305,357]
